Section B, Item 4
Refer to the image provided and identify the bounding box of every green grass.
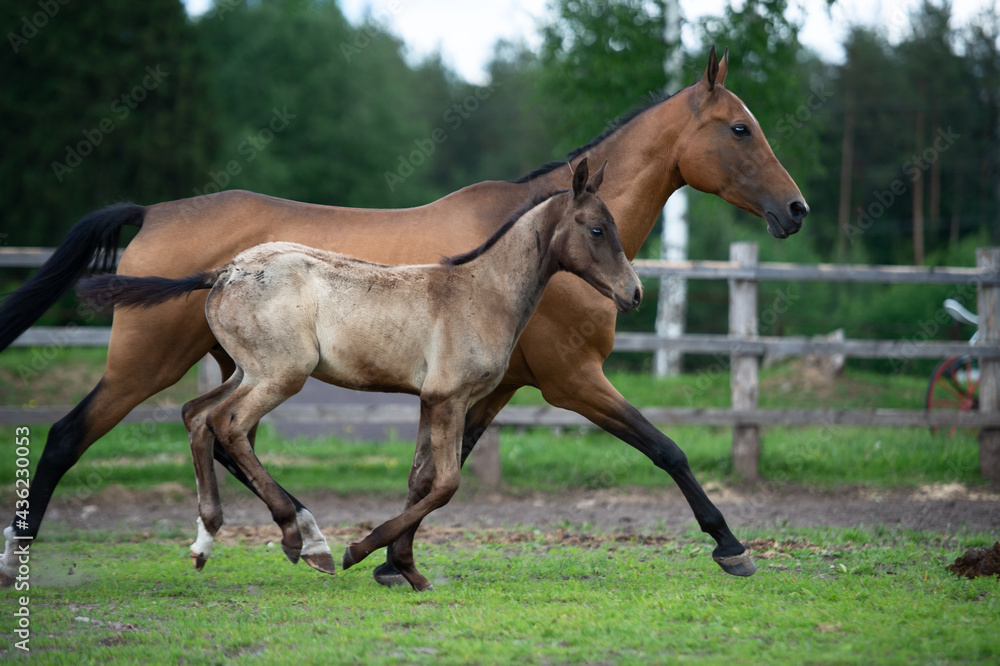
[1,525,997,663]
[0,417,983,506]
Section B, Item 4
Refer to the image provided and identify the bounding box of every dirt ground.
[39,481,1000,543]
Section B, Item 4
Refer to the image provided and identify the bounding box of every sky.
[184,0,997,85]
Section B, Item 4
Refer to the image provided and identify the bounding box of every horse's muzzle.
[765,199,809,239]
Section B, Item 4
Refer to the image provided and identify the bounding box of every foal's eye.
[590,227,604,239]
[731,124,751,138]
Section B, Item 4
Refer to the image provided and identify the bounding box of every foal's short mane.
[512,91,673,184]
[442,188,569,267]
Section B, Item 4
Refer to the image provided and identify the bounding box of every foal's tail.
[77,268,224,311]
[0,202,145,352]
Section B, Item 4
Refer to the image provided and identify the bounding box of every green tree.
[535,0,668,158]
[194,0,438,207]
[0,0,215,245]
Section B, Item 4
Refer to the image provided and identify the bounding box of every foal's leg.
[182,368,244,571]
[206,352,336,574]
[374,385,520,588]
[207,373,309,564]
[344,398,466,591]
[379,413,435,587]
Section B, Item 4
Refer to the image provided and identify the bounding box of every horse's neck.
[526,89,690,260]
[455,199,562,335]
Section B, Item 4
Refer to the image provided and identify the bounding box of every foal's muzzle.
[614,285,643,313]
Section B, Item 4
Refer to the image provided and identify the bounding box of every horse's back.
[123,182,529,279]
[210,242,437,395]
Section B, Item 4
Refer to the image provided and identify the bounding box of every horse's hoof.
[301,552,337,575]
[282,545,301,565]
[0,570,14,588]
[713,551,757,577]
[191,553,209,572]
[373,562,408,588]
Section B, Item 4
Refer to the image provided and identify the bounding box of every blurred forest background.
[1,0,998,373]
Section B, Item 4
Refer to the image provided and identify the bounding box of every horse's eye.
[732,124,751,138]
[590,227,604,239]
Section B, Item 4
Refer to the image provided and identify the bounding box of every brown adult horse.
[80,161,641,590]
[0,48,807,586]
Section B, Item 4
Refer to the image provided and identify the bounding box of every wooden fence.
[3,243,1000,482]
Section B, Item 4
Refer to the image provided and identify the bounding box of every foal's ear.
[585,160,607,194]
[572,157,590,199]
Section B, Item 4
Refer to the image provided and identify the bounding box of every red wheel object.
[925,355,980,435]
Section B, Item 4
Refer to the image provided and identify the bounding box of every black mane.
[511,91,672,184]
[442,188,569,267]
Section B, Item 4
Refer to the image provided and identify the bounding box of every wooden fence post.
[466,425,502,490]
[977,248,1000,483]
[729,242,760,482]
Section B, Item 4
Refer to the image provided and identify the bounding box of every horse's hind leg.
[183,368,244,571]
[207,373,309,566]
[1,327,214,586]
[206,352,335,574]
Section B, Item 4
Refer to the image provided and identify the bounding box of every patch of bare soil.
[946,542,1000,579]
[36,483,1000,542]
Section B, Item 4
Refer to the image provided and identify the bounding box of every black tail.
[77,270,220,311]
[0,202,146,351]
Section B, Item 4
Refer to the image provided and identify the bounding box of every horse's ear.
[572,157,590,199]
[586,160,607,193]
[701,45,720,92]
[716,47,729,87]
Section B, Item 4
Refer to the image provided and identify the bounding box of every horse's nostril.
[633,287,642,306]
[788,200,809,222]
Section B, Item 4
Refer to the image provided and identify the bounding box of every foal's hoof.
[373,562,408,588]
[713,551,757,577]
[282,545,301,565]
[191,553,209,572]
[301,552,337,575]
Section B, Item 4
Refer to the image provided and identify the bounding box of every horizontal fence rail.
[4,405,1000,428]
[631,258,1000,285]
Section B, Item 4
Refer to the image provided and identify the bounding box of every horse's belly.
[311,326,427,395]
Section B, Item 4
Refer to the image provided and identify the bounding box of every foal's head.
[555,158,642,313]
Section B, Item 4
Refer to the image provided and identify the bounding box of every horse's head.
[677,47,809,239]
[557,158,643,312]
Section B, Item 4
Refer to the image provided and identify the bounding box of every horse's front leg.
[344,397,466,591]
[537,366,755,576]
